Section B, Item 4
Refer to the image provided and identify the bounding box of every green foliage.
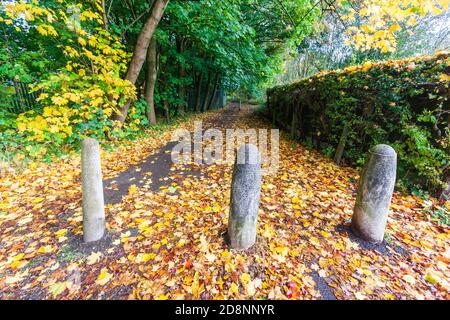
[268,52,450,194]
[429,205,450,226]
[151,0,318,103]
[0,0,320,163]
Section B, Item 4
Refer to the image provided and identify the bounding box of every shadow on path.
[103,105,246,205]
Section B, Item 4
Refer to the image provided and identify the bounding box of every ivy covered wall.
[267,52,449,195]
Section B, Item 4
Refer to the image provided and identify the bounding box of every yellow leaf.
[389,24,401,33]
[310,237,320,246]
[32,197,44,204]
[229,282,239,295]
[192,271,200,298]
[128,184,138,195]
[319,230,331,238]
[48,282,69,297]
[177,239,186,248]
[289,275,302,286]
[406,17,417,26]
[37,245,56,254]
[55,228,68,237]
[12,253,25,261]
[96,268,112,285]
[183,275,193,285]
[262,224,274,238]
[384,293,395,300]
[142,253,156,262]
[77,37,86,46]
[439,73,450,82]
[37,25,47,35]
[240,273,251,285]
[86,251,102,265]
[424,273,441,285]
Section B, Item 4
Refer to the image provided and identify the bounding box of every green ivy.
[268,52,450,194]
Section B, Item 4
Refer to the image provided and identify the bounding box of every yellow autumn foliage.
[340,0,449,52]
[5,0,136,143]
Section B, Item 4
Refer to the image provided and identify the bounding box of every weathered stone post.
[351,144,397,243]
[227,144,262,250]
[81,138,105,243]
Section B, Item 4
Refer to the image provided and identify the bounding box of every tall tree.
[144,37,158,124]
[114,0,169,123]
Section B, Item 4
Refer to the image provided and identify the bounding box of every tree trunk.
[207,74,219,110]
[194,72,204,112]
[164,100,169,122]
[144,37,157,125]
[440,171,450,201]
[290,105,298,139]
[201,72,212,112]
[114,0,169,123]
[176,36,187,112]
[101,0,108,30]
[334,124,350,164]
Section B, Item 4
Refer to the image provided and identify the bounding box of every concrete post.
[227,144,262,250]
[351,144,397,242]
[81,138,105,242]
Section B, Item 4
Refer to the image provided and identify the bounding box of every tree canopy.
[0,0,448,161]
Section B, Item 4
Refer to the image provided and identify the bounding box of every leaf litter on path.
[0,106,449,300]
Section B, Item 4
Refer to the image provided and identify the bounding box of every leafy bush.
[267,51,449,194]
[0,1,143,163]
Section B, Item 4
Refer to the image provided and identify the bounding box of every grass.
[429,206,450,226]
[57,245,82,263]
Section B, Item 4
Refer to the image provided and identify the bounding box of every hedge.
[267,51,449,195]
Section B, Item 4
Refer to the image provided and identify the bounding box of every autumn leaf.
[205,252,216,262]
[96,268,113,286]
[128,184,138,195]
[229,282,239,295]
[439,73,450,82]
[32,197,44,204]
[86,252,102,265]
[37,245,56,254]
[402,274,416,285]
[1,101,449,300]
[388,23,401,33]
[55,229,68,237]
[240,273,251,285]
[287,281,300,299]
[48,282,69,297]
[192,271,200,298]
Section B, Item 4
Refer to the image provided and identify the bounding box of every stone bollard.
[351,144,397,243]
[81,138,105,243]
[227,144,262,250]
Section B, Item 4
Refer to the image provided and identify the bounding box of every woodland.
[0,0,449,300]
